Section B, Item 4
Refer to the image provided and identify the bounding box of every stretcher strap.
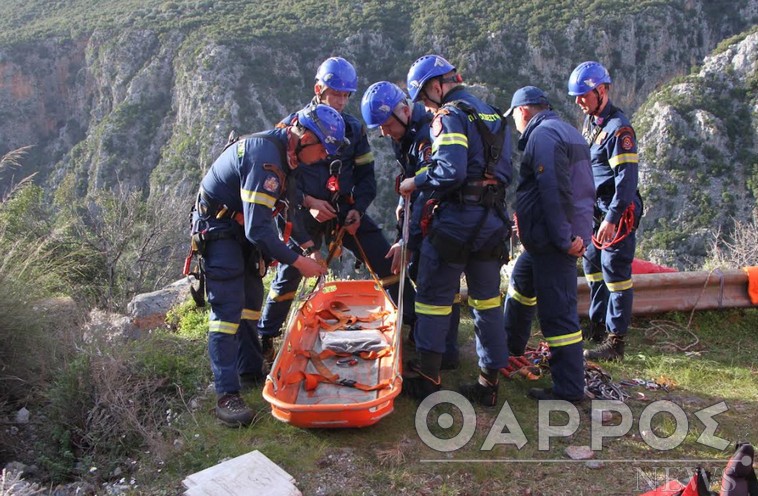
[283,357,392,393]
[296,347,393,361]
[313,302,392,332]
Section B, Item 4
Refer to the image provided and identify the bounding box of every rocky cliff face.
[635,29,758,269]
[0,0,756,267]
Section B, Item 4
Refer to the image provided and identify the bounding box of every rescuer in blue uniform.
[360,81,460,369]
[399,55,512,405]
[502,86,595,402]
[258,57,398,363]
[192,105,342,426]
[568,61,643,361]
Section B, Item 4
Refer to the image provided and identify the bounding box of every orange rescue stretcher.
[262,279,402,428]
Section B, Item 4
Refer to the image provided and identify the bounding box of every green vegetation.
[1,0,758,491]
[1,141,757,492]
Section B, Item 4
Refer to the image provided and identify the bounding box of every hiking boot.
[402,371,441,401]
[582,320,607,343]
[527,387,586,405]
[403,350,442,402]
[459,375,499,407]
[215,393,254,427]
[584,334,625,361]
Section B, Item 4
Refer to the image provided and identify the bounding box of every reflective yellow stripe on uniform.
[432,133,468,153]
[267,290,296,302]
[471,112,500,122]
[606,279,633,292]
[545,330,582,348]
[585,272,604,283]
[241,189,277,208]
[608,153,638,168]
[355,151,374,166]
[415,166,428,176]
[468,295,501,311]
[415,301,453,316]
[209,320,239,334]
[241,309,261,321]
[508,285,537,306]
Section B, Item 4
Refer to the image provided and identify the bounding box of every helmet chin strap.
[390,106,410,134]
[421,78,445,108]
[590,87,604,116]
[285,126,301,170]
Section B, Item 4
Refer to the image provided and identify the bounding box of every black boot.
[215,393,255,427]
[582,320,607,343]
[584,334,625,361]
[403,350,442,401]
[459,369,499,407]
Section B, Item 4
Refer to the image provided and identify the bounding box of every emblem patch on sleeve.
[418,140,432,162]
[263,174,280,193]
[620,133,635,151]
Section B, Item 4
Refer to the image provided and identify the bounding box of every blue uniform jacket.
[412,86,512,246]
[199,129,299,266]
[581,102,640,224]
[393,101,433,249]
[515,110,595,253]
[281,99,376,214]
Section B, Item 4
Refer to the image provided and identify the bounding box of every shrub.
[702,208,758,270]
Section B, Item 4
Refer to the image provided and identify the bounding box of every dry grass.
[704,209,758,270]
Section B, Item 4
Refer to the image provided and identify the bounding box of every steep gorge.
[0,0,756,269]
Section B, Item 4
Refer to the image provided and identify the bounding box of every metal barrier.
[580,269,753,315]
[459,269,755,315]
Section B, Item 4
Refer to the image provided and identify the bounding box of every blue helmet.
[567,61,612,96]
[360,81,407,129]
[315,57,358,93]
[297,104,346,156]
[406,55,456,102]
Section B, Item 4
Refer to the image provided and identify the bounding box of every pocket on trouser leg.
[204,238,245,281]
[427,230,469,265]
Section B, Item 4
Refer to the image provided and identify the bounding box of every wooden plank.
[181,450,301,496]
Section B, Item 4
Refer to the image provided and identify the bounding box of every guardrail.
[578,269,754,315]
[458,269,755,315]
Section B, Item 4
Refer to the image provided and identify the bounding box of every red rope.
[591,203,636,250]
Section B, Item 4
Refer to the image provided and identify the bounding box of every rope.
[350,227,387,293]
[591,203,637,250]
[585,363,629,401]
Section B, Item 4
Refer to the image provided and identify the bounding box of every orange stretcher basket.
[262,279,402,428]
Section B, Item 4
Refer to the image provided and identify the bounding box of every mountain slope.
[0,0,756,267]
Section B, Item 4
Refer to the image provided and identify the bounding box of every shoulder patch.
[263,172,280,193]
[616,126,636,151]
[620,134,635,151]
[418,139,432,163]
